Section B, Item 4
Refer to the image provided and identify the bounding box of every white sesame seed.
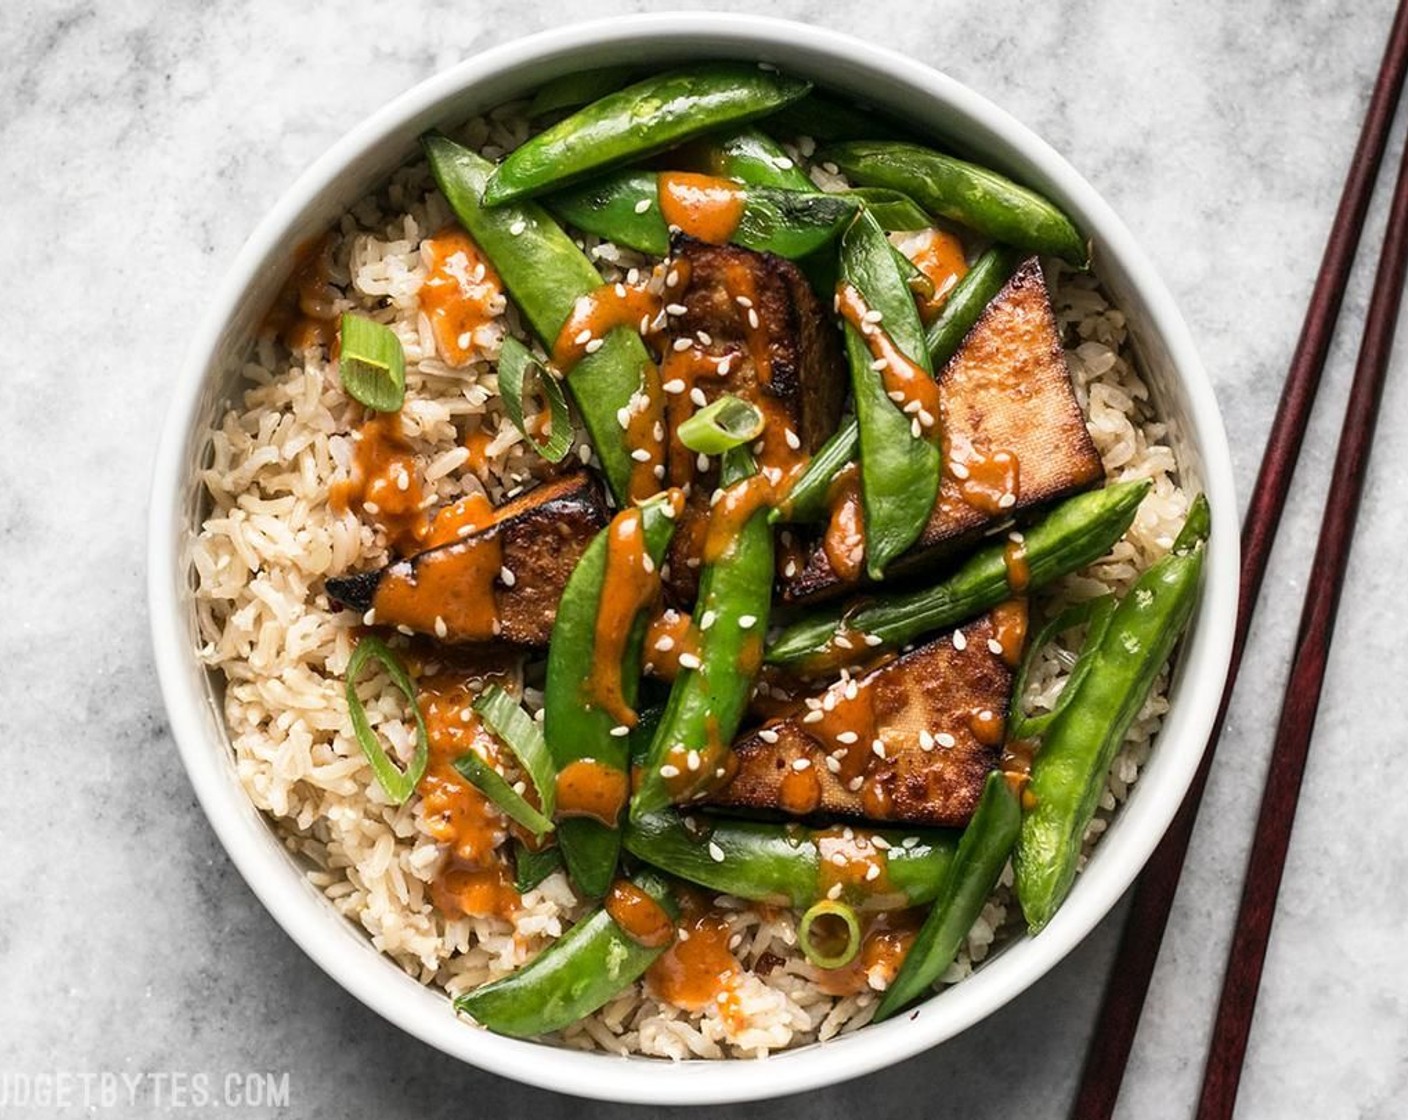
[998,493,1017,508]
[830,852,848,867]
[499,566,516,587]
[653,464,665,480]
[687,750,701,771]
[666,269,680,288]
[672,336,694,352]
[708,841,726,862]
[904,399,923,415]
[792,758,812,771]
[653,420,665,442]
[952,630,968,651]
[575,328,593,346]
[919,730,935,751]
[361,609,377,626]
[864,863,881,881]
[585,337,605,354]
[663,378,687,394]
[918,409,935,427]
[630,448,652,462]
[758,727,780,744]
[363,501,381,515]
[679,652,702,670]
[666,302,688,316]
[834,634,854,650]
[696,330,713,346]
[509,219,526,236]
[872,739,889,759]
[609,724,631,737]
[822,690,837,711]
[434,616,448,639]
[699,610,717,630]
[458,331,473,349]
[784,560,798,577]
[936,732,956,749]
[747,308,760,329]
[863,308,884,324]
[827,882,843,900]
[802,709,824,724]
[690,387,708,407]
[876,359,893,373]
[634,197,652,213]
[739,614,757,629]
[578,443,592,464]
[836,730,859,745]
[784,428,801,450]
[654,635,675,652]
[616,406,632,429]
[695,452,710,472]
[911,418,923,439]
[847,776,864,792]
[1009,531,1025,543]
[979,709,993,721]
[988,638,1005,655]
[660,764,681,779]
[871,835,891,850]
[950,461,971,480]
[735,294,753,308]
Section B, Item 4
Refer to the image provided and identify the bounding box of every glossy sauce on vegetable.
[835,282,941,439]
[331,413,430,555]
[815,827,899,907]
[420,226,504,365]
[989,599,1028,668]
[605,880,676,949]
[1003,535,1031,593]
[899,228,969,324]
[657,172,747,244]
[553,759,630,827]
[940,443,1021,518]
[263,233,339,353]
[417,669,521,920]
[582,502,672,723]
[642,607,697,681]
[820,463,866,584]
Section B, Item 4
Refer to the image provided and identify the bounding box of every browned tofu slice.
[705,612,1016,828]
[662,236,847,602]
[780,257,1104,602]
[325,472,607,647]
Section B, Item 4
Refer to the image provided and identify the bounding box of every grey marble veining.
[2,1,1405,1117]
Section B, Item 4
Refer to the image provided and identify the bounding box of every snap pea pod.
[839,207,939,579]
[767,478,1152,668]
[423,133,647,502]
[630,450,775,818]
[545,170,857,258]
[455,870,678,1037]
[512,841,563,894]
[1015,495,1210,934]
[775,245,1022,524]
[544,494,679,899]
[823,141,1090,267]
[484,64,812,205]
[847,187,932,232]
[698,126,815,190]
[624,810,959,911]
[529,65,637,119]
[874,772,1022,1020]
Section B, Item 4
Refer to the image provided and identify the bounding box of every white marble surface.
[2,1,1406,1116]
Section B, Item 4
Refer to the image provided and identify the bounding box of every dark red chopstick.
[1072,3,1408,1116]
[1194,76,1408,1120]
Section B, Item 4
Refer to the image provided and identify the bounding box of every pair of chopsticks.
[1073,2,1408,1117]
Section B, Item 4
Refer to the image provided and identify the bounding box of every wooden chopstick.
[1193,73,1408,1120]
[1071,3,1408,1116]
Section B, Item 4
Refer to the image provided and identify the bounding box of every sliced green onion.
[513,841,563,893]
[338,313,406,412]
[1008,594,1118,741]
[473,684,558,819]
[452,752,555,838]
[677,394,765,454]
[799,899,863,970]
[344,636,428,803]
[498,336,573,463]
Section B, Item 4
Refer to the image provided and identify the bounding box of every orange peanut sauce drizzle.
[605,880,677,949]
[657,172,747,245]
[646,896,745,1028]
[642,607,697,682]
[581,493,684,725]
[820,463,866,585]
[553,759,630,827]
[415,667,523,921]
[330,412,433,556]
[898,228,969,324]
[420,226,504,366]
[835,282,941,440]
[812,910,922,997]
[262,233,339,353]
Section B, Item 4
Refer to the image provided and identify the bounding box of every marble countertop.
[3,1,1405,1116]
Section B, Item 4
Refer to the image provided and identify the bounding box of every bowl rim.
[149,12,1238,1104]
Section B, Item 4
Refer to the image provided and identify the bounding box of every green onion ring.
[1007,593,1118,741]
[338,313,406,412]
[498,336,573,463]
[344,636,428,803]
[677,393,765,454]
[799,899,863,970]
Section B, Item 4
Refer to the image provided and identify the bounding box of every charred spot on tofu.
[660,236,846,602]
[780,257,1103,603]
[704,613,1016,828]
[325,472,608,647]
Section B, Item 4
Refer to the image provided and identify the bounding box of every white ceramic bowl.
[149,13,1237,1105]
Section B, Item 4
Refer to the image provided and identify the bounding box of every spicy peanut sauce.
[322,202,1037,964]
